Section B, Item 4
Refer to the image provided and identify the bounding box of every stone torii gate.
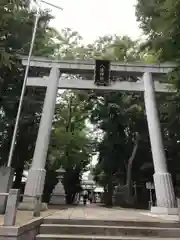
[20,56,177,214]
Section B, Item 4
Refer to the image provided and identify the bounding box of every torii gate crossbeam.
[19,56,177,214]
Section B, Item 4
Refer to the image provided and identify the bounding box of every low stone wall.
[0,217,43,240]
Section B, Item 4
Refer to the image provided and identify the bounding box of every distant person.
[82,189,88,205]
[89,191,93,204]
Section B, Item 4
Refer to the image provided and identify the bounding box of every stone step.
[43,218,180,228]
[36,234,180,240]
[39,224,180,238]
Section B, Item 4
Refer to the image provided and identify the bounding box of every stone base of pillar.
[151,206,178,215]
[18,200,48,211]
[153,172,176,208]
[19,168,47,211]
[24,168,46,197]
[50,178,66,205]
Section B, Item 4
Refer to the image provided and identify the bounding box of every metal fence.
[0,189,41,226]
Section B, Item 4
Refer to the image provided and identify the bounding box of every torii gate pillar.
[19,67,60,210]
[143,72,177,213]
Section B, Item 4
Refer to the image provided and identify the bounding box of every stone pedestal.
[153,172,176,208]
[150,173,177,214]
[24,168,46,197]
[4,189,19,226]
[50,177,65,205]
[0,167,14,214]
[18,168,47,211]
[151,206,178,215]
[18,199,47,211]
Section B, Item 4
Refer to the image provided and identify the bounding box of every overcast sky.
[40,0,142,44]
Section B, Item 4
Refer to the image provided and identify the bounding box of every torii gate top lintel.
[20,55,176,75]
[20,55,176,92]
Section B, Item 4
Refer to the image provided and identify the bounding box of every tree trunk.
[66,191,75,204]
[106,173,113,207]
[125,133,140,204]
[42,169,58,203]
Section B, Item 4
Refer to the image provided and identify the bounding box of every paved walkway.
[0,205,179,226]
[46,205,179,222]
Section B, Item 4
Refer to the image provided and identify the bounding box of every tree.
[90,90,149,206]
[136,0,180,61]
[87,24,180,207]
[83,35,145,206]
[0,0,58,190]
[45,91,95,204]
[136,0,180,86]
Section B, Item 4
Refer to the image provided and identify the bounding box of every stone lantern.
[50,167,66,205]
